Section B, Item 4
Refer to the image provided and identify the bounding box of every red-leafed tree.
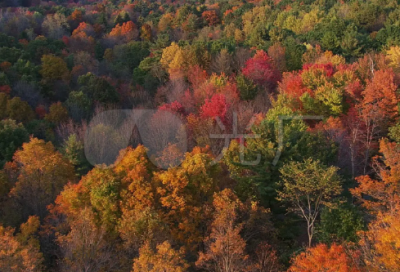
[279,72,311,101]
[359,69,399,124]
[200,94,229,123]
[242,50,281,90]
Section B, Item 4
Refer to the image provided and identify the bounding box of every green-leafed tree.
[0,119,29,168]
[278,159,342,247]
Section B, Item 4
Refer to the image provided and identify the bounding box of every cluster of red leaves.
[279,72,312,99]
[242,50,281,89]
[200,94,229,122]
[0,85,11,94]
[302,63,335,77]
[159,101,186,115]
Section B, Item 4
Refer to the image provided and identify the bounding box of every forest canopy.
[0,0,400,271]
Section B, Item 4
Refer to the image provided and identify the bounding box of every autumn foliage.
[242,50,281,90]
[289,243,361,272]
[1,0,400,270]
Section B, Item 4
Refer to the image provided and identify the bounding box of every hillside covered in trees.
[0,0,400,271]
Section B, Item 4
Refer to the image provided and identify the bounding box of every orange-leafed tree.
[115,146,166,250]
[7,138,75,219]
[358,206,400,272]
[357,69,399,173]
[68,9,83,30]
[0,216,43,272]
[69,9,83,23]
[187,65,208,89]
[72,22,95,37]
[196,189,249,272]
[132,241,189,272]
[288,243,361,272]
[155,147,221,250]
[351,139,400,214]
[50,167,120,234]
[359,69,399,124]
[47,145,165,256]
[158,13,174,32]
[109,21,138,43]
[202,10,219,26]
[70,22,96,53]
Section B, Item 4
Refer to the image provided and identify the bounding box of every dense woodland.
[0,0,400,271]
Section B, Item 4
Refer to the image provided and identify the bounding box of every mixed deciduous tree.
[42,13,69,40]
[278,159,342,247]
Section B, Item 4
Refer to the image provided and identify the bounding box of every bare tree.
[233,48,252,72]
[57,208,118,272]
[211,49,233,76]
